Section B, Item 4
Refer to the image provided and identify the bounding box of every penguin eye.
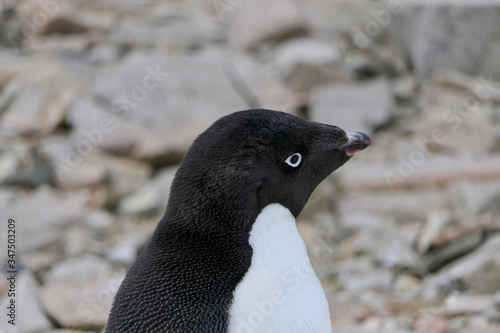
[285,153,302,168]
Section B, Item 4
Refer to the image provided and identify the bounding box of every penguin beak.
[341,131,372,156]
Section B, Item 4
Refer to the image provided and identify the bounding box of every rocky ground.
[0,0,500,332]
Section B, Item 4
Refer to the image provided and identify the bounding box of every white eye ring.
[285,153,302,167]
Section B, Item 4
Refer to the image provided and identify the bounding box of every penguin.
[106,109,372,333]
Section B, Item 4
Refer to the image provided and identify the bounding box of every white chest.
[228,204,332,333]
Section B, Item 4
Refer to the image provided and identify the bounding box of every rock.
[226,0,309,51]
[0,52,40,89]
[92,154,152,206]
[338,190,449,223]
[461,324,500,333]
[42,254,112,284]
[389,0,500,81]
[337,156,500,192]
[0,142,53,188]
[440,294,494,317]
[38,12,89,35]
[118,166,177,217]
[341,210,387,231]
[417,210,453,254]
[46,145,152,205]
[40,136,108,190]
[392,274,422,302]
[0,186,89,252]
[0,271,52,333]
[340,210,424,274]
[423,230,485,273]
[377,236,424,274]
[272,39,340,73]
[107,14,220,50]
[337,257,393,292]
[24,34,90,55]
[414,316,449,333]
[394,75,418,103]
[42,330,95,333]
[448,181,500,218]
[422,234,500,299]
[495,291,500,307]
[68,48,295,165]
[407,98,497,158]
[21,251,62,274]
[84,43,125,65]
[329,299,371,328]
[0,62,74,137]
[311,79,392,134]
[40,271,125,329]
[492,126,500,152]
[270,38,342,91]
[351,59,399,81]
[106,240,141,266]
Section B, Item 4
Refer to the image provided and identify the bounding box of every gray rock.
[271,38,342,91]
[226,0,309,50]
[118,166,177,217]
[311,79,392,134]
[377,237,424,274]
[389,0,500,81]
[338,191,449,223]
[407,87,497,157]
[422,234,500,299]
[336,156,500,192]
[0,271,52,333]
[106,241,141,266]
[417,210,453,254]
[24,35,90,56]
[440,294,494,316]
[47,146,152,205]
[0,143,53,188]
[42,254,112,284]
[423,230,485,273]
[448,181,500,218]
[272,38,340,75]
[69,48,296,165]
[92,154,152,206]
[21,251,62,274]
[344,214,425,274]
[40,135,109,190]
[495,291,500,307]
[0,52,38,89]
[0,62,74,137]
[40,271,125,329]
[0,186,89,252]
[413,316,450,333]
[337,257,393,292]
[107,14,220,50]
[42,330,95,333]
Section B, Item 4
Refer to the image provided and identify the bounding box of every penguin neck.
[228,203,332,333]
[162,176,261,237]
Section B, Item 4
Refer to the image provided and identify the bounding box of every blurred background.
[0,0,500,332]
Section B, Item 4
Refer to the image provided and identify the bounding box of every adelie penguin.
[106,109,372,333]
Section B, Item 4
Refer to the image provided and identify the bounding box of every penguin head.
[169,109,371,230]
